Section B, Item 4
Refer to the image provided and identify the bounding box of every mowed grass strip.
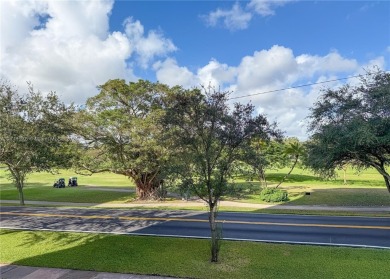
[0,187,135,204]
[0,168,135,203]
[0,168,134,189]
[1,167,389,207]
[1,229,389,279]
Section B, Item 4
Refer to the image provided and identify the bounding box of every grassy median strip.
[1,229,389,279]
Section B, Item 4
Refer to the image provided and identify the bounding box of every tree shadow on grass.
[1,230,209,278]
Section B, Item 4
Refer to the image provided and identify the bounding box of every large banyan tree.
[75,79,174,199]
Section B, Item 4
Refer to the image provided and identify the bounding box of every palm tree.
[275,141,305,188]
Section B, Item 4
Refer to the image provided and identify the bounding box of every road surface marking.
[1,211,390,230]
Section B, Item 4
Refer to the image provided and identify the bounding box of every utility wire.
[228,74,362,100]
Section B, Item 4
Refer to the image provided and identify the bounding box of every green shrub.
[260,188,289,202]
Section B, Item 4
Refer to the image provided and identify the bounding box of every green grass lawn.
[0,187,135,204]
[0,168,134,189]
[1,167,389,207]
[227,167,390,206]
[1,229,389,279]
[0,168,136,204]
[263,167,387,187]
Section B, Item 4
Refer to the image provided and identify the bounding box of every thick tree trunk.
[208,203,220,262]
[133,172,163,200]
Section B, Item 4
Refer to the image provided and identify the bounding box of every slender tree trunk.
[371,164,390,193]
[343,170,347,184]
[384,175,390,193]
[258,166,267,189]
[17,185,25,205]
[9,167,25,206]
[275,155,298,189]
[208,202,219,262]
[342,165,348,184]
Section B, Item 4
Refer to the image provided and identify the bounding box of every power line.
[228,74,362,100]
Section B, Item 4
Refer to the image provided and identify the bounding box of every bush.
[260,188,289,202]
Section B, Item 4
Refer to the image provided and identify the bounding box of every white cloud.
[153,45,384,139]
[154,58,198,88]
[248,0,294,16]
[0,0,176,103]
[0,0,48,57]
[202,0,293,31]
[296,52,359,76]
[1,0,386,140]
[154,58,237,90]
[197,59,237,88]
[124,17,177,68]
[203,3,252,31]
[235,45,298,92]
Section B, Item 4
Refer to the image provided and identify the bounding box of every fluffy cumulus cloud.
[0,0,176,103]
[153,58,198,88]
[1,0,386,139]
[124,17,177,68]
[154,44,386,139]
[202,0,294,31]
[235,45,298,92]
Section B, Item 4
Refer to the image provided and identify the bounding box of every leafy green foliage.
[164,86,280,262]
[0,81,76,204]
[259,188,289,202]
[75,79,173,199]
[306,69,390,192]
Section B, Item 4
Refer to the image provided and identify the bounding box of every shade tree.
[164,86,280,262]
[305,69,390,192]
[74,79,175,199]
[0,81,76,205]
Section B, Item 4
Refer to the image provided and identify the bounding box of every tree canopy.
[164,87,280,262]
[74,79,174,199]
[305,69,390,192]
[0,81,76,205]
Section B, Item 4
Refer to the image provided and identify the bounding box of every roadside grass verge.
[1,229,389,279]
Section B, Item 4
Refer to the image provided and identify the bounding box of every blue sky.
[111,0,389,73]
[1,0,389,138]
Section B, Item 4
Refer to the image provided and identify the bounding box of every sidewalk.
[0,264,177,279]
[1,199,390,212]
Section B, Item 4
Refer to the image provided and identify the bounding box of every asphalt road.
[1,206,389,248]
